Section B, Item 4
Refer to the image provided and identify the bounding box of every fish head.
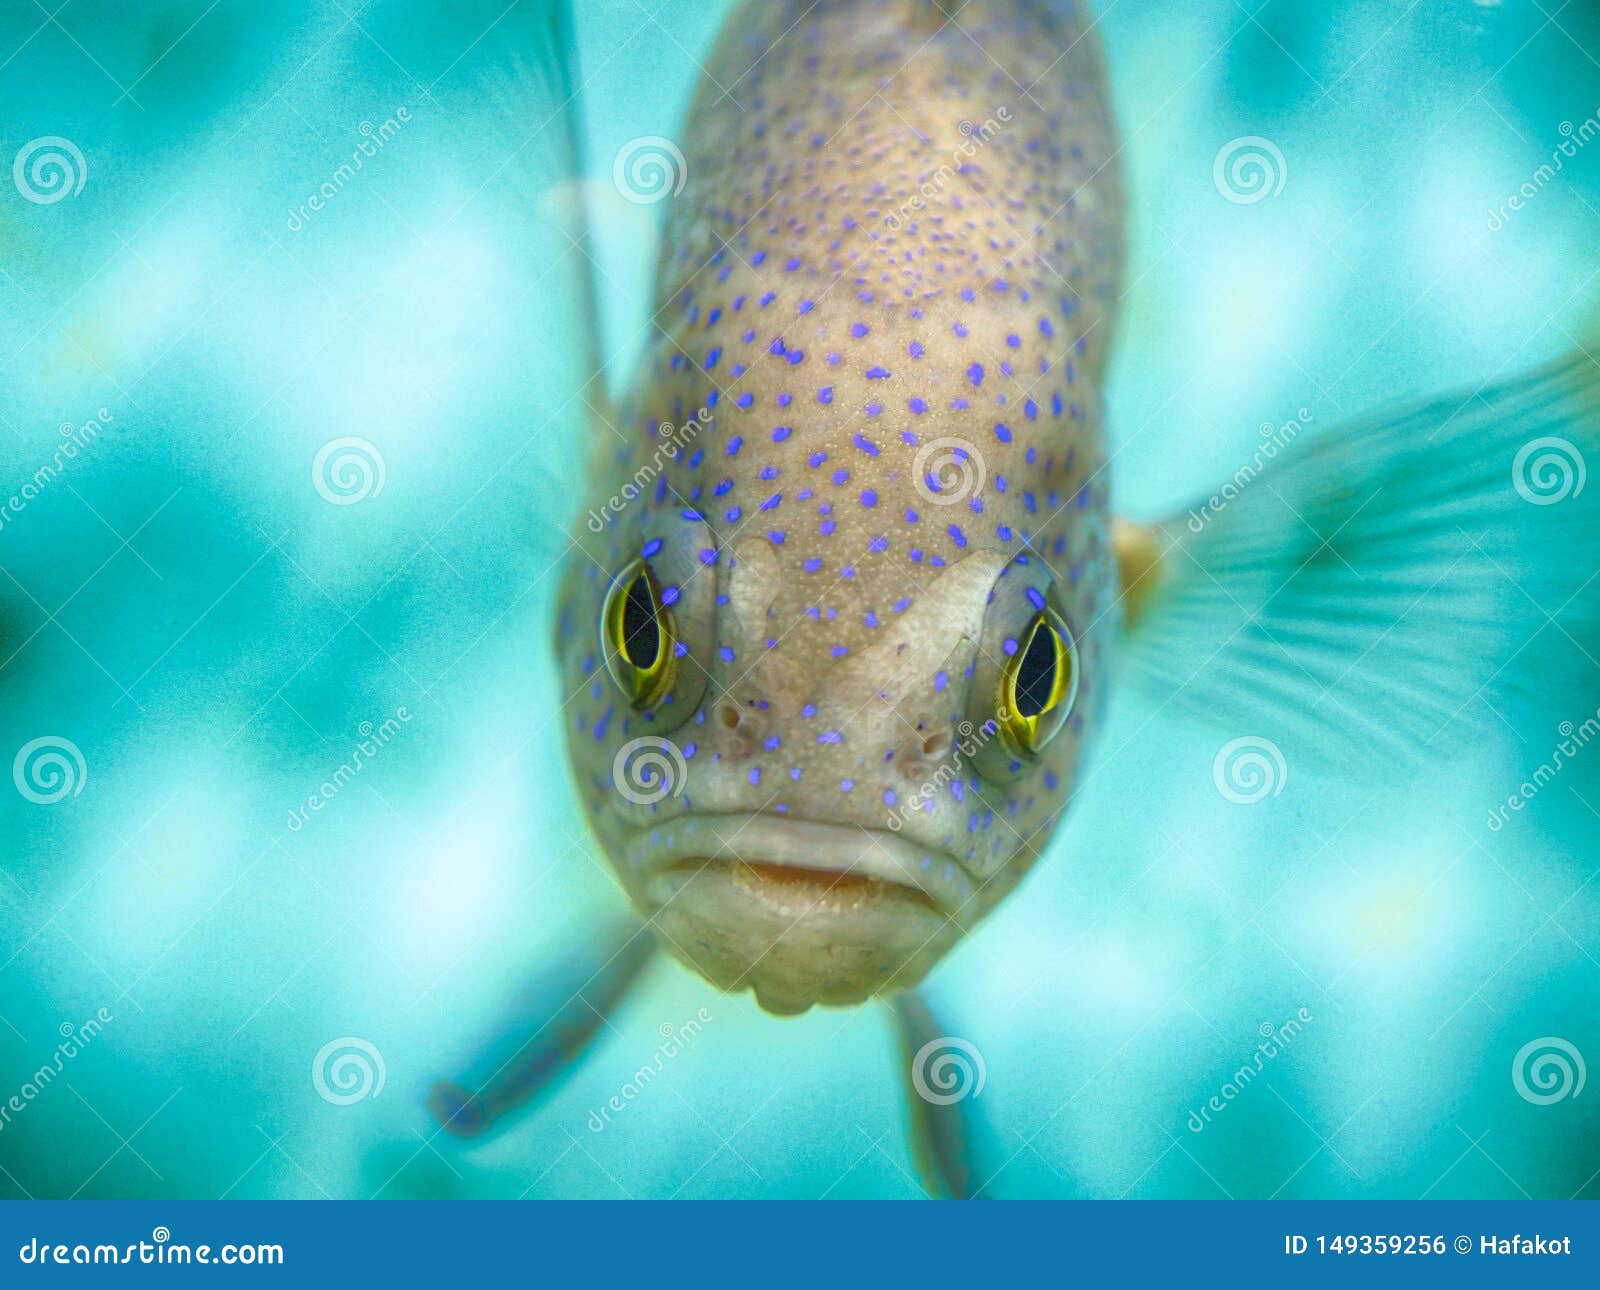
[557,360,1112,1014]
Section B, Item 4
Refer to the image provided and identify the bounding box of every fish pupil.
[621,575,661,669]
[1014,621,1058,719]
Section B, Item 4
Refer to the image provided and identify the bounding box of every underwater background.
[1,0,1598,1199]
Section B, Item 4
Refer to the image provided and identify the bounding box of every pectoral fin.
[894,991,986,1199]
[1119,351,1600,763]
[430,917,658,1140]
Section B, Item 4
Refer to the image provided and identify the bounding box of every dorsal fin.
[457,0,610,416]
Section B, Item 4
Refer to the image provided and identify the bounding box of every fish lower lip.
[666,857,935,909]
[628,812,973,913]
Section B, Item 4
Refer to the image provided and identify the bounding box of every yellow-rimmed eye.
[601,558,677,711]
[995,608,1079,759]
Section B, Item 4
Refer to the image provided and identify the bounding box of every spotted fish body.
[558,0,1124,1014]
[438,0,1600,1176]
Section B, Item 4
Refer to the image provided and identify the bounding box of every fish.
[438,0,1599,1186]
[556,0,1600,1016]
[562,0,1125,1017]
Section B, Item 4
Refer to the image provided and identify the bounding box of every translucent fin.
[894,992,985,1199]
[1122,352,1600,761]
[455,0,605,398]
[429,917,657,1140]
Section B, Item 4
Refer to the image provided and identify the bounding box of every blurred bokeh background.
[1,0,1597,1199]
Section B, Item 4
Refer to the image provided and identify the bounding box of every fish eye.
[994,608,1079,759]
[601,557,677,711]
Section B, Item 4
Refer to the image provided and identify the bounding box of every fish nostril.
[922,732,951,759]
[714,701,742,731]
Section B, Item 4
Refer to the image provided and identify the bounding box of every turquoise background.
[1,0,1597,1199]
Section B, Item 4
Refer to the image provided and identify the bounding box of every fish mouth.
[659,856,938,925]
[627,814,971,1014]
[632,812,972,916]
